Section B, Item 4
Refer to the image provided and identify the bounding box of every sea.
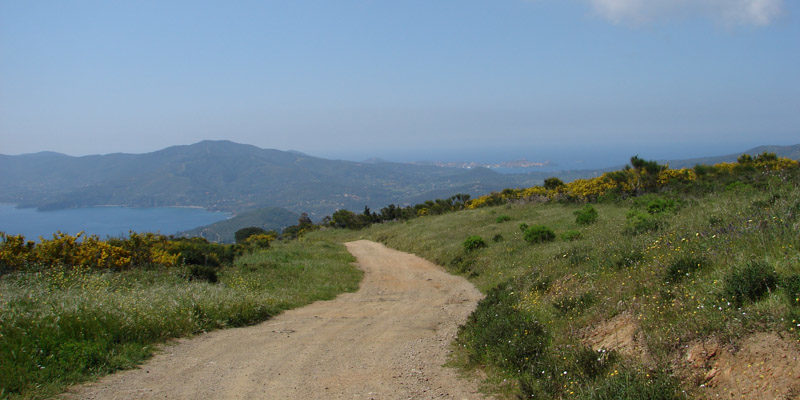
[0,204,230,240]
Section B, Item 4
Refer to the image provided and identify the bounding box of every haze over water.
[0,204,229,240]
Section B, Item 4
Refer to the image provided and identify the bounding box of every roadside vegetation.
[327,153,800,399]
[0,233,361,399]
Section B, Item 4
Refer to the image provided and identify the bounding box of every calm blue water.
[0,204,230,240]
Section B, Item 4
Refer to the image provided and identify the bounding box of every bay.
[0,204,230,240]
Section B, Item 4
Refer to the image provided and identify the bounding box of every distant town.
[413,159,552,169]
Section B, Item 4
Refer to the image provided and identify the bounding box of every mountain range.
[0,140,545,218]
[3,141,798,242]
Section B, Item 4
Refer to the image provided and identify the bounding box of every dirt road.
[64,240,488,399]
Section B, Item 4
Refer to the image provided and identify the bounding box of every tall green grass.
[0,238,361,399]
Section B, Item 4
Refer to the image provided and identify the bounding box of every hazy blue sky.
[1,0,798,163]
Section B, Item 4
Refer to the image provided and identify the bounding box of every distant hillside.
[0,140,541,217]
[665,144,800,169]
[178,207,299,243]
[3,141,796,222]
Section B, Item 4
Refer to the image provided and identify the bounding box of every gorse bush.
[0,232,238,273]
[462,235,487,251]
[722,261,778,306]
[524,225,556,244]
[574,205,598,225]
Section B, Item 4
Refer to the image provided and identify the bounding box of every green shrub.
[784,274,800,307]
[573,347,617,381]
[646,198,675,214]
[552,292,596,315]
[574,205,598,225]
[624,210,661,235]
[234,227,267,243]
[462,235,487,251]
[187,265,219,283]
[632,195,677,215]
[495,215,512,223]
[665,255,709,283]
[708,215,724,227]
[564,245,592,266]
[492,233,504,242]
[519,223,529,232]
[722,261,778,306]
[544,177,565,190]
[576,369,685,400]
[561,230,582,241]
[602,249,644,270]
[458,282,550,371]
[524,225,556,244]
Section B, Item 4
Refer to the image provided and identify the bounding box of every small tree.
[235,227,267,244]
[544,177,565,190]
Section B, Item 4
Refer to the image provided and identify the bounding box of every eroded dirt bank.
[64,240,488,400]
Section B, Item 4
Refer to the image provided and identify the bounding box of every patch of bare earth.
[680,332,800,399]
[63,240,490,400]
[583,312,655,367]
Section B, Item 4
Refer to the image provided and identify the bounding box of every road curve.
[64,240,488,399]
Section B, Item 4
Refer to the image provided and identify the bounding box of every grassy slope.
[0,238,362,399]
[321,171,800,398]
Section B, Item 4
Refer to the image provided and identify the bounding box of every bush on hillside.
[463,236,487,251]
[234,227,267,243]
[524,225,556,244]
[783,274,800,307]
[624,210,661,235]
[495,215,512,223]
[574,205,598,225]
[458,282,550,371]
[560,230,582,241]
[544,177,565,190]
[722,261,778,306]
[665,255,709,283]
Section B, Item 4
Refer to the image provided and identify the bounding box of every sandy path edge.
[62,240,489,399]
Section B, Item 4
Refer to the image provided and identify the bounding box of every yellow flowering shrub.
[657,168,697,185]
[0,232,36,270]
[75,235,132,269]
[150,247,180,267]
[756,157,799,171]
[34,231,84,267]
[244,233,276,249]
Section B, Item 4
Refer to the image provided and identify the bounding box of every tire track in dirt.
[64,240,489,399]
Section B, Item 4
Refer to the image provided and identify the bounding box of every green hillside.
[320,155,800,399]
[178,207,299,243]
[0,140,543,217]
